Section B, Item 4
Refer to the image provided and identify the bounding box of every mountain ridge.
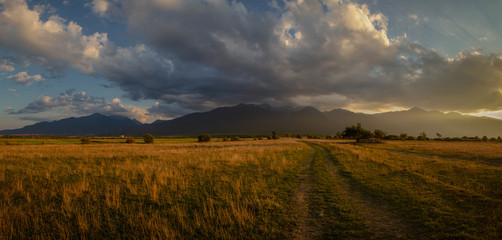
[0,113,142,136]
[2,104,502,137]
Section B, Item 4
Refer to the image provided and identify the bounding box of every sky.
[1,0,502,129]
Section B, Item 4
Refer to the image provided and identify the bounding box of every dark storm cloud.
[98,0,502,115]
[95,0,400,114]
[2,0,502,118]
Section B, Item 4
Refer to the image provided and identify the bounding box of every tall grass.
[320,140,502,239]
[0,140,310,239]
[369,140,502,165]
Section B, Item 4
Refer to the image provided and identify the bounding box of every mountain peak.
[233,103,271,110]
[408,107,427,112]
[298,106,321,114]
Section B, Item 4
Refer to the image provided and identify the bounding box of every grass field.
[1,139,501,239]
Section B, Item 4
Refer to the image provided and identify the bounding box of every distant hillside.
[2,104,502,137]
[127,103,336,136]
[0,113,142,136]
[126,104,502,137]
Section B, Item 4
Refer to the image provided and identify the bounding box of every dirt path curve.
[290,151,321,240]
[306,142,423,239]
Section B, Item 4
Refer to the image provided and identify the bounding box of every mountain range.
[1,104,502,137]
[0,113,141,136]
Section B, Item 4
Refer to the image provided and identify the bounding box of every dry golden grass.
[0,139,310,239]
[2,138,501,239]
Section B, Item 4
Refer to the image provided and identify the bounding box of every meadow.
[0,138,501,239]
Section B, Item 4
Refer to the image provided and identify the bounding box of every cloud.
[8,71,44,86]
[92,0,395,113]
[89,0,109,17]
[8,88,20,96]
[0,0,107,73]
[99,0,502,114]
[147,101,194,119]
[8,89,150,122]
[408,14,419,25]
[19,116,54,122]
[0,59,14,72]
[2,0,502,117]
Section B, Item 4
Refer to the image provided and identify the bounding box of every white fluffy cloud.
[9,89,150,122]
[0,0,107,73]
[90,0,109,17]
[8,71,44,86]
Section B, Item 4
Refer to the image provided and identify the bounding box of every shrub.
[417,132,427,141]
[384,135,399,140]
[125,137,135,144]
[231,136,240,141]
[272,131,280,140]
[373,129,387,139]
[198,134,211,142]
[80,137,90,144]
[336,132,344,139]
[399,133,408,140]
[143,134,154,144]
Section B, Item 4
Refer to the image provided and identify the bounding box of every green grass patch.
[320,141,502,240]
[305,142,376,239]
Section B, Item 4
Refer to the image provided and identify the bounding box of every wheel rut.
[296,142,422,239]
[291,151,321,240]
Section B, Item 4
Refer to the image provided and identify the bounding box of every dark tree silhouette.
[373,129,387,139]
[198,134,211,142]
[343,123,372,142]
[143,134,154,144]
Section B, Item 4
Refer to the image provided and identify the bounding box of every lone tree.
[343,123,372,142]
[198,134,211,142]
[143,134,154,144]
